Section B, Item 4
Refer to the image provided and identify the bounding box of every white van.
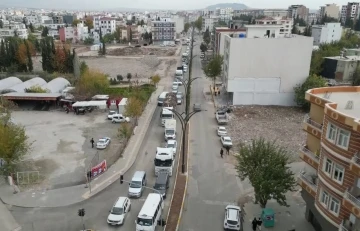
[128,171,147,198]
[136,193,165,231]
[107,197,131,225]
[157,92,168,106]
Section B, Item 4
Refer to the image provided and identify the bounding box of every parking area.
[12,109,126,190]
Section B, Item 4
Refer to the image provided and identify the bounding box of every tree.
[202,54,223,87]
[41,26,49,37]
[79,61,89,76]
[140,19,145,26]
[73,69,109,100]
[25,40,33,72]
[25,85,49,93]
[114,28,121,42]
[148,32,153,44]
[291,22,298,34]
[118,123,132,142]
[16,43,28,72]
[355,18,360,31]
[203,28,210,45]
[151,74,161,86]
[84,18,93,33]
[131,16,136,24]
[200,43,208,53]
[117,74,123,81]
[124,96,143,125]
[129,28,133,42]
[83,37,94,45]
[0,40,5,71]
[0,97,32,175]
[194,16,202,32]
[29,23,34,33]
[303,26,312,36]
[0,20,3,29]
[294,74,327,110]
[236,138,297,208]
[184,22,190,33]
[103,33,115,43]
[127,73,132,81]
[72,19,80,27]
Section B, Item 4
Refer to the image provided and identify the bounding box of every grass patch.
[102,84,155,100]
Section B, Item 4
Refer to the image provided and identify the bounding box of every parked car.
[153,172,169,199]
[176,92,183,99]
[193,103,201,112]
[96,137,111,149]
[112,114,130,123]
[107,197,131,226]
[217,126,227,136]
[220,136,233,148]
[223,205,241,230]
[166,139,177,157]
[107,111,117,120]
[176,94,182,105]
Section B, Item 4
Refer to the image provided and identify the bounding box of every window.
[326,123,337,142]
[329,197,340,215]
[337,129,350,148]
[320,190,329,205]
[324,158,333,175]
[319,189,340,216]
[333,164,344,183]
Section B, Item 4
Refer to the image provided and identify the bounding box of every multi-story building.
[59,23,89,43]
[311,23,342,46]
[202,9,215,17]
[222,24,313,106]
[151,19,176,42]
[298,85,360,231]
[288,5,310,22]
[321,54,360,82]
[171,16,184,34]
[0,28,28,40]
[93,16,116,34]
[255,16,293,37]
[214,27,246,56]
[202,16,217,31]
[320,4,340,19]
[263,9,288,17]
[341,2,360,24]
[52,16,63,24]
[341,5,348,24]
[233,9,264,18]
[308,13,319,25]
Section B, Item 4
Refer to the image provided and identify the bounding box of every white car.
[107,111,117,120]
[112,114,130,123]
[173,80,182,86]
[96,137,111,149]
[220,136,233,148]
[224,205,241,230]
[217,126,227,136]
[166,139,177,157]
[107,197,131,225]
[183,67,188,73]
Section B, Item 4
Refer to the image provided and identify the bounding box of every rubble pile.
[107,47,176,56]
[142,55,160,68]
[227,106,306,162]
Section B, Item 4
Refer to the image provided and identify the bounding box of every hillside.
[206,3,248,10]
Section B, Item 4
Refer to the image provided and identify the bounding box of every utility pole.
[186,26,195,115]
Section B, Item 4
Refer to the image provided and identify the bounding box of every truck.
[161,107,174,126]
[164,119,176,141]
[154,147,174,176]
[215,110,229,125]
[163,93,177,109]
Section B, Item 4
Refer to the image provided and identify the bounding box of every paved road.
[8,57,186,231]
[179,37,249,231]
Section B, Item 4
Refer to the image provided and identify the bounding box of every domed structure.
[6,77,47,93]
[0,77,23,91]
[44,77,70,93]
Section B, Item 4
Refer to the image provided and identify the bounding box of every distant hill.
[206,3,249,10]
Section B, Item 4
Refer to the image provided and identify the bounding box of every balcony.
[303,114,323,139]
[298,172,317,197]
[299,146,320,169]
[339,220,350,231]
[343,189,360,219]
[350,154,360,176]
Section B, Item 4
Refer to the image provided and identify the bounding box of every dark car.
[193,103,201,112]
[153,172,169,199]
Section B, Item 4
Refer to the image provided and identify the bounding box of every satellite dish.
[239,33,245,38]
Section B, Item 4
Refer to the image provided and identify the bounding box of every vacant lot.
[226,106,306,162]
[12,110,127,190]
[107,47,177,56]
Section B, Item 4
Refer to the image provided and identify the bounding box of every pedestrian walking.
[257,217,262,230]
[90,138,94,148]
[252,217,258,231]
[226,146,230,155]
[220,148,224,158]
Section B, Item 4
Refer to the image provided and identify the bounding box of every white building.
[263,9,288,17]
[255,17,293,37]
[0,28,28,39]
[151,19,176,42]
[59,23,89,43]
[222,25,313,106]
[171,16,184,34]
[311,23,342,46]
[202,17,217,31]
[319,4,340,19]
[93,16,116,34]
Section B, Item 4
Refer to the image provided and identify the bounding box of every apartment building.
[312,23,342,46]
[233,9,264,18]
[52,16,63,24]
[320,4,340,19]
[341,2,360,24]
[171,16,184,34]
[255,16,293,37]
[298,85,360,231]
[341,5,348,24]
[308,13,319,25]
[93,16,116,34]
[202,9,215,17]
[59,23,89,43]
[216,8,233,22]
[222,25,313,106]
[0,28,28,39]
[321,55,360,82]
[288,5,310,22]
[214,27,246,55]
[263,9,288,17]
[202,16,217,31]
[151,19,175,42]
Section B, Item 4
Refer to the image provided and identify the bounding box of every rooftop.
[307,86,360,119]
[245,24,282,28]
[325,55,360,62]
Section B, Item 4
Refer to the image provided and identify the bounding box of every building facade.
[263,9,288,17]
[321,55,360,82]
[312,23,342,46]
[214,27,246,55]
[299,86,360,231]
[255,16,293,37]
[93,16,116,34]
[341,2,360,24]
[151,19,176,42]
[288,5,310,22]
[320,4,340,19]
[59,23,89,43]
[222,25,313,106]
[202,17,217,31]
[0,28,28,40]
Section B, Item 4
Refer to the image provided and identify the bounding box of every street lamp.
[177,76,200,113]
[169,108,202,173]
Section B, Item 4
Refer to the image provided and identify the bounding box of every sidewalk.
[0,86,163,208]
[0,200,21,231]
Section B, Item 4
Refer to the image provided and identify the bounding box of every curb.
[175,122,190,231]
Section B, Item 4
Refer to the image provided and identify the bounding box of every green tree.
[355,18,360,31]
[195,16,202,32]
[140,19,145,26]
[303,26,312,36]
[0,20,3,29]
[79,61,89,76]
[127,73,132,81]
[184,22,190,33]
[202,54,223,87]
[236,138,297,208]
[148,32,153,44]
[29,23,34,33]
[25,85,49,93]
[118,123,132,142]
[291,22,298,34]
[84,37,94,45]
[129,28,133,42]
[131,16,136,24]
[200,43,208,53]
[41,26,49,37]
[0,40,5,71]
[73,69,109,100]
[72,19,80,27]
[124,96,143,125]
[203,28,210,45]
[117,74,123,81]
[294,74,327,110]
[150,74,161,86]
[103,33,115,43]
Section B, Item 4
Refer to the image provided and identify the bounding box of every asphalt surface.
[8,56,186,231]
[179,37,246,231]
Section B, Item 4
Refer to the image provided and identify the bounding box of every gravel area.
[107,47,177,56]
[227,106,306,162]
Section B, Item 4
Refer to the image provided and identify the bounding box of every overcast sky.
[0,0,352,11]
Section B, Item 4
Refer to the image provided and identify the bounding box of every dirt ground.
[107,47,177,56]
[226,106,306,162]
[12,109,128,191]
